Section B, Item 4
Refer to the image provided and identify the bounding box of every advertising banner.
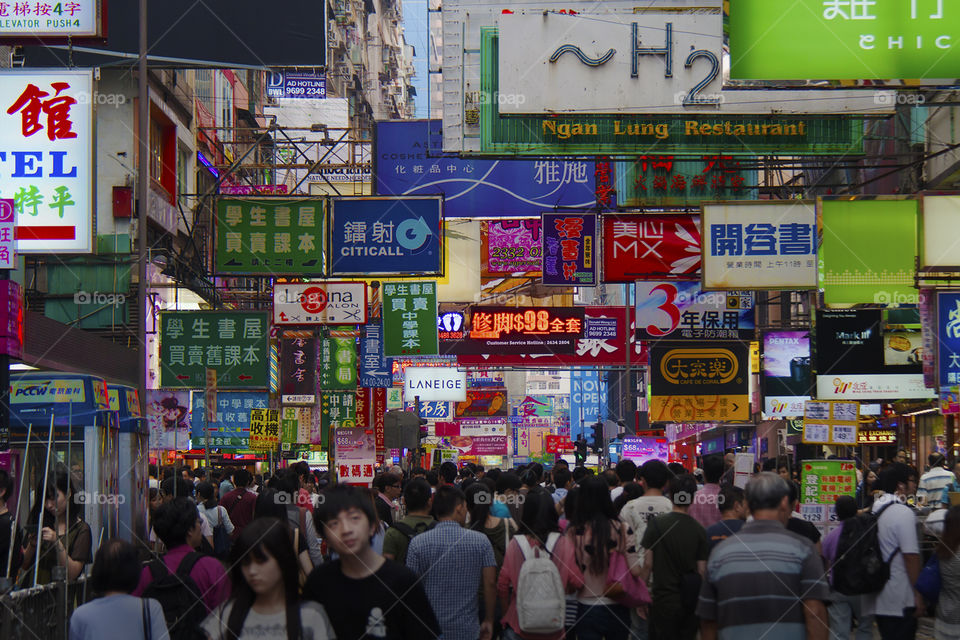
[1,70,93,253]
[215,198,324,274]
[482,219,542,277]
[382,281,439,357]
[146,390,191,451]
[763,331,812,419]
[546,435,575,453]
[617,157,758,208]
[802,401,859,445]
[334,428,376,485]
[329,196,443,276]
[650,343,750,422]
[819,199,919,306]
[701,202,817,290]
[359,322,393,388]
[939,292,960,387]
[405,401,451,420]
[447,434,509,456]
[921,196,960,268]
[280,336,317,404]
[266,71,326,99]
[635,281,754,341]
[318,335,357,390]
[190,391,269,449]
[570,369,608,438]
[800,460,857,506]
[622,437,670,464]
[160,312,268,389]
[375,120,596,217]
[729,0,960,81]
[0,0,101,36]
[403,366,466,402]
[320,392,357,447]
[458,419,508,437]
[455,389,508,418]
[249,408,281,450]
[281,406,313,444]
[541,212,596,285]
[272,282,367,325]
[461,306,585,354]
[603,214,701,282]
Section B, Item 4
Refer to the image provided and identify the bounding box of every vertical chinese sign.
[280,335,317,404]
[321,392,357,448]
[0,200,15,268]
[160,312,269,388]
[1,70,93,253]
[318,334,357,390]
[215,198,325,274]
[382,281,439,357]
[939,292,960,388]
[359,322,393,387]
[541,212,597,286]
[249,408,281,450]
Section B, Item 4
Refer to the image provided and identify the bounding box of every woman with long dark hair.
[567,476,641,640]
[201,517,334,640]
[21,466,91,585]
[935,506,960,639]
[198,482,234,559]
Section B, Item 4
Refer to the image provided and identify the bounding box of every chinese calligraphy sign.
[215,197,324,274]
[650,343,749,422]
[541,212,596,286]
[482,219,542,277]
[280,336,317,404]
[191,391,268,449]
[161,311,269,389]
[619,156,758,207]
[319,333,357,390]
[382,281,439,357]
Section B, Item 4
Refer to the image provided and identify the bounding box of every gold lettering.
[799,122,807,135]
[733,124,746,136]
[542,120,556,136]
[557,123,571,139]
[769,124,783,135]
[686,121,699,135]
[784,124,797,135]
[614,120,625,135]
[713,124,724,135]
[654,123,668,139]
[584,124,597,135]
[700,123,713,135]
[761,124,770,135]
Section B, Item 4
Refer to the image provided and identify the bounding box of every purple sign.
[622,436,669,464]
[484,220,542,276]
[0,199,14,270]
[0,280,21,358]
[542,212,597,286]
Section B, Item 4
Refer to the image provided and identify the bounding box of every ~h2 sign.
[329,196,443,276]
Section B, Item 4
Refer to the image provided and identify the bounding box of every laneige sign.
[403,367,467,402]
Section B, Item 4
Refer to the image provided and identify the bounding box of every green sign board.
[160,311,269,389]
[616,156,759,207]
[281,407,299,443]
[321,391,357,448]
[216,198,325,274]
[729,0,960,81]
[479,30,866,156]
[319,334,357,390]
[382,281,439,357]
[800,459,857,505]
[819,199,918,307]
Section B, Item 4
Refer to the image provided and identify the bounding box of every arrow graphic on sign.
[238,374,253,381]
[396,216,432,251]
[176,375,190,380]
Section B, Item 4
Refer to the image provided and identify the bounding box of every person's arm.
[904,552,924,612]
[640,548,653,583]
[802,599,829,640]
[62,524,91,581]
[700,619,718,640]
[220,507,235,535]
[480,565,496,640]
[697,559,706,578]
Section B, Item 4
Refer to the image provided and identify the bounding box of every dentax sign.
[403,367,467,402]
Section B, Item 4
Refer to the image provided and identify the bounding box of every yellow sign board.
[650,395,750,422]
[249,408,281,450]
[802,400,859,445]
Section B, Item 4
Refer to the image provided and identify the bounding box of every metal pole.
[136,0,149,415]
[5,420,30,580]
[33,415,54,586]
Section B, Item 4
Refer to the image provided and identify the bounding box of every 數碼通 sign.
[273,282,367,325]
[403,367,466,402]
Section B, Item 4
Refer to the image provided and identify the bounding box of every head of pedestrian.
[90,538,142,596]
[222,517,301,636]
[703,454,725,485]
[375,473,402,502]
[834,495,857,522]
[153,496,204,550]
[316,484,379,558]
[432,485,468,525]
[518,487,560,543]
[745,472,792,524]
[30,466,82,527]
[404,478,433,517]
[439,461,458,486]
[602,469,619,489]
[667,473,698,510]
[196,482,218,510]
[553,467,572,491]
[160,477,194,502]
[876,462,915,498]
[496,472,522,500]
[930,452,947,470]
[639,459,671,494]
[777,462,791,483]
[718,485,747,520]
[615,459,637,486]
[724,452,735,470]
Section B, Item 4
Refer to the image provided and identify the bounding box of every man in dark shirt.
[304,485,440,640]
[786,478,822,548]
[218,469,257,540]
[705,485,747,551]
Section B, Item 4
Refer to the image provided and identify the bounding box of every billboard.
[265,72,326,100]
[636,281,754,342]
[649,343,750,422]
[279,336,317,404]
[439,306,585,355]
[1,70,92,253]
[455,389,508,418]
[920,196,960,269]
[939,292,960,387]
[701,202,817,290]
[617,157,759,208]
[819,198,919,307]
[403,367,467,402]
[763,331,812,419]
[729,0,960,82]
[482,219,542,277]
[541,212,596,286]
[272,282,366,325]
[160,312,269,389]
[216,198,325,274]
[375,120,596,217]
[0,0,101,36]
[329,196,443,276]
[603,214,701,282]
[190,391,269,449]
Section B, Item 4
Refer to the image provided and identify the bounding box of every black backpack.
[832,501,900,595]
[391,520,436,564]
[142,552,208,640]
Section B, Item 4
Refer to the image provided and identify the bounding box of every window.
[217,72,234,133]
[195,69,214,110]
[177,146,191,201]
[149,108,177,200]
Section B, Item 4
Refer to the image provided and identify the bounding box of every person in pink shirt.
[689,455,724,529]
[498,488,584,640]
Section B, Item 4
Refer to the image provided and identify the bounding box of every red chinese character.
[730,174,746,191]
[472,311,493,334]
[564,318,582,333]
[691,174,707,189]
[554,217,583,239]
[594,161,612,183]
[33,2,51,15]
[652,176,667,191]
[363,464,374,477]
[338,464,349,477]
[595,184,614,206]
[6,82,78,141]
[651,156,674,172]
[702,155,738,173]
[13,2,29,15]
[633,175,647,191]
[563,262,577,280]
[64,1,81,15]
[670,175,687,191]
[351,464,362,477]
[710,174,727,190]
[560,239,579,261]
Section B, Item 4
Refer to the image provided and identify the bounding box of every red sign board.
[602,214,701,282]
[545,435,574,453]
[0,280,22,358]
[373,387,387,453]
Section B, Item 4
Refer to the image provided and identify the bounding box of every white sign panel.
[497,11,892,116]
[702,202,817,290]
[272,282,367,325]
[0,1,100,37]
[816,374,936,400]
[921,195,960,268]
[404,366,467,402]
[0,69,93,253]
[763,396,807,419]
[459,419,508,437]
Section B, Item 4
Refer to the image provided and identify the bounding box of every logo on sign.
[660,349,739,385]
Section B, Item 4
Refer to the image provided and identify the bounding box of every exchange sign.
[273,282,367,325]
[329,196,443,276]
[215,198,325,274]
[160,312,268,389]
[649,343,749,422]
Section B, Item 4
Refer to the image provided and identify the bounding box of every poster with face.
[146,390,192,451]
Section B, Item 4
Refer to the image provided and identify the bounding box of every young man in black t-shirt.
[303,485,441,640]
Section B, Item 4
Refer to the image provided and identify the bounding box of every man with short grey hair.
[697,472,830,640]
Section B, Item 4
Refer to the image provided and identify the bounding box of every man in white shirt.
[917,452,954,506]
[609,458,637,502]
[863,463,923,640]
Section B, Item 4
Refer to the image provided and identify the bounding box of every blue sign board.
[330,196,443,275]
[375,120,597,218]
[939,292,960,387]
[191,392,268,449]
[404,401,451,420]
[359,322,393,388]
[570,369,607,440]
[266,71,326,99]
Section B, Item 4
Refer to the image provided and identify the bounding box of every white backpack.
[515,532,566,634]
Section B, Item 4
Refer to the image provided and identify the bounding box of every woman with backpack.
[567,476,642,640]
[197,482,234,560]
[201,518,335,640]
[498,488,583,640]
